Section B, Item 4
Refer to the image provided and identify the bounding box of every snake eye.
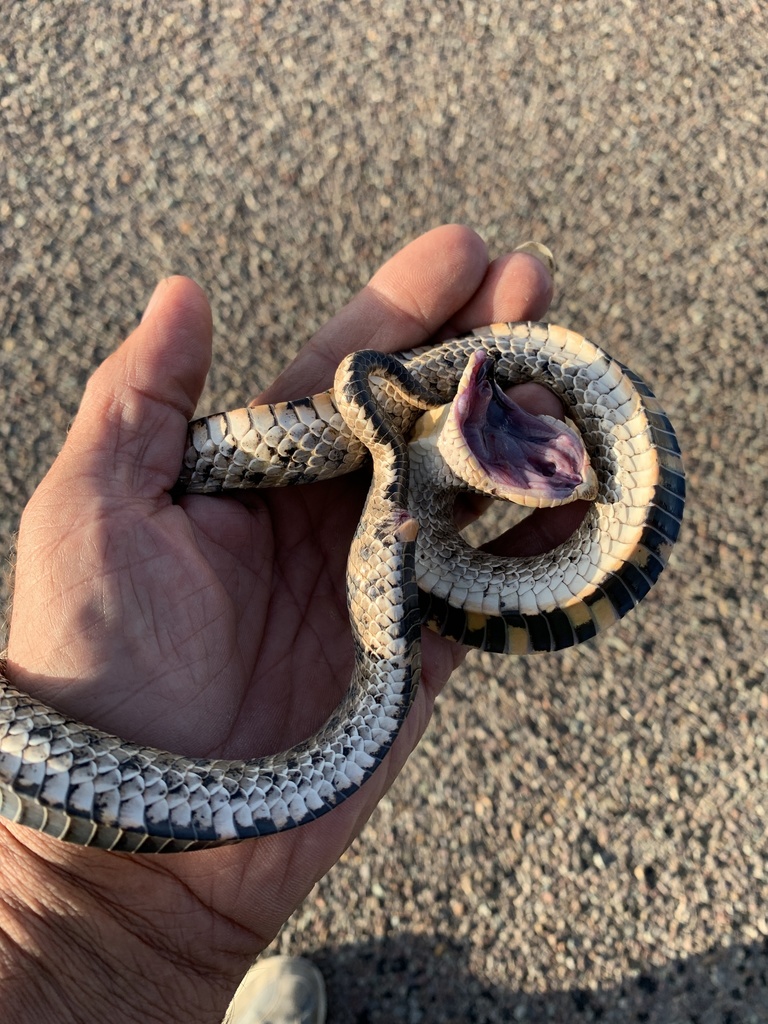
[449,350,597,507]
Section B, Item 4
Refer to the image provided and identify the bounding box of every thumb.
[53,276,212,500]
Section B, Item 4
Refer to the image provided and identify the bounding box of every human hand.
[1,225,554,1023]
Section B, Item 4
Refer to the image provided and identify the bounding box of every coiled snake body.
[0,323,684,852]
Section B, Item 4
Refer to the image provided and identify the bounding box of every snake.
[0,322,684,853]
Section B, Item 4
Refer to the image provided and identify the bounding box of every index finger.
[254,225,552,404]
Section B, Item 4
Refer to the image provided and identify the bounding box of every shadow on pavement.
[312,932,768,1023]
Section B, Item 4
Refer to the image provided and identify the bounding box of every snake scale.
[0,322,684,852]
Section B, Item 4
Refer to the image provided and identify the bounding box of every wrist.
[0,825,237,1024]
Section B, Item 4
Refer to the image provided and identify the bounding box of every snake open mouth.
[452,349,597,507]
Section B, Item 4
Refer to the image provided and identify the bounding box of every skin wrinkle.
[12,530,115,686]
[37,516,251,751]
[257,830,327,919]
[170,508,275,756]
[26,524,122,651]
[1,949,75,1024]
[120,547,225,650]
[69,318,208,496]
[262,558,351,745]
[0,843,142,1017]
[268,475,357,585]
[368,228,488,329]
[119,347,205,425]
[123,625,246,758]
[364,279,443,346]
[69,386,172,484]
[434,254,554,343]
[119,280,212,415]
[263,290,424,403]
[153,584,233,666]
[89,870,215,974]
[185,507,272,634]
[190,485,350,755]
[260,598,350,753]
[275,335,341,399]
[182,571,269,756]
[4,826,251,1006]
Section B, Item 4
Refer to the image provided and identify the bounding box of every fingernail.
[513,241,557,278]
[141,280,165,323]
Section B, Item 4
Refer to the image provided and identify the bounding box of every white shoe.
[226,955,327,1024]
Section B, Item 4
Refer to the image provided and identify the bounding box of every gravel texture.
[1,2,767,1022]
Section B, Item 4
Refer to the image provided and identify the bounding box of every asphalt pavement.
[1,2,766,1022]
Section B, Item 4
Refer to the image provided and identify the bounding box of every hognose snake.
[0,321,684,852]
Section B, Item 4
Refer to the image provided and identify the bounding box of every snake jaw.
[444,349,598,508]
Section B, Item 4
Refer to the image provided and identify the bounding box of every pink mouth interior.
[455,351,590,502]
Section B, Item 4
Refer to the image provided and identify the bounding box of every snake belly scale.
[0,322,684,852]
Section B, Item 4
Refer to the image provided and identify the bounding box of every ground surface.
[1,2,766,1022]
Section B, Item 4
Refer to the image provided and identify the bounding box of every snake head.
[442,349,598,508]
